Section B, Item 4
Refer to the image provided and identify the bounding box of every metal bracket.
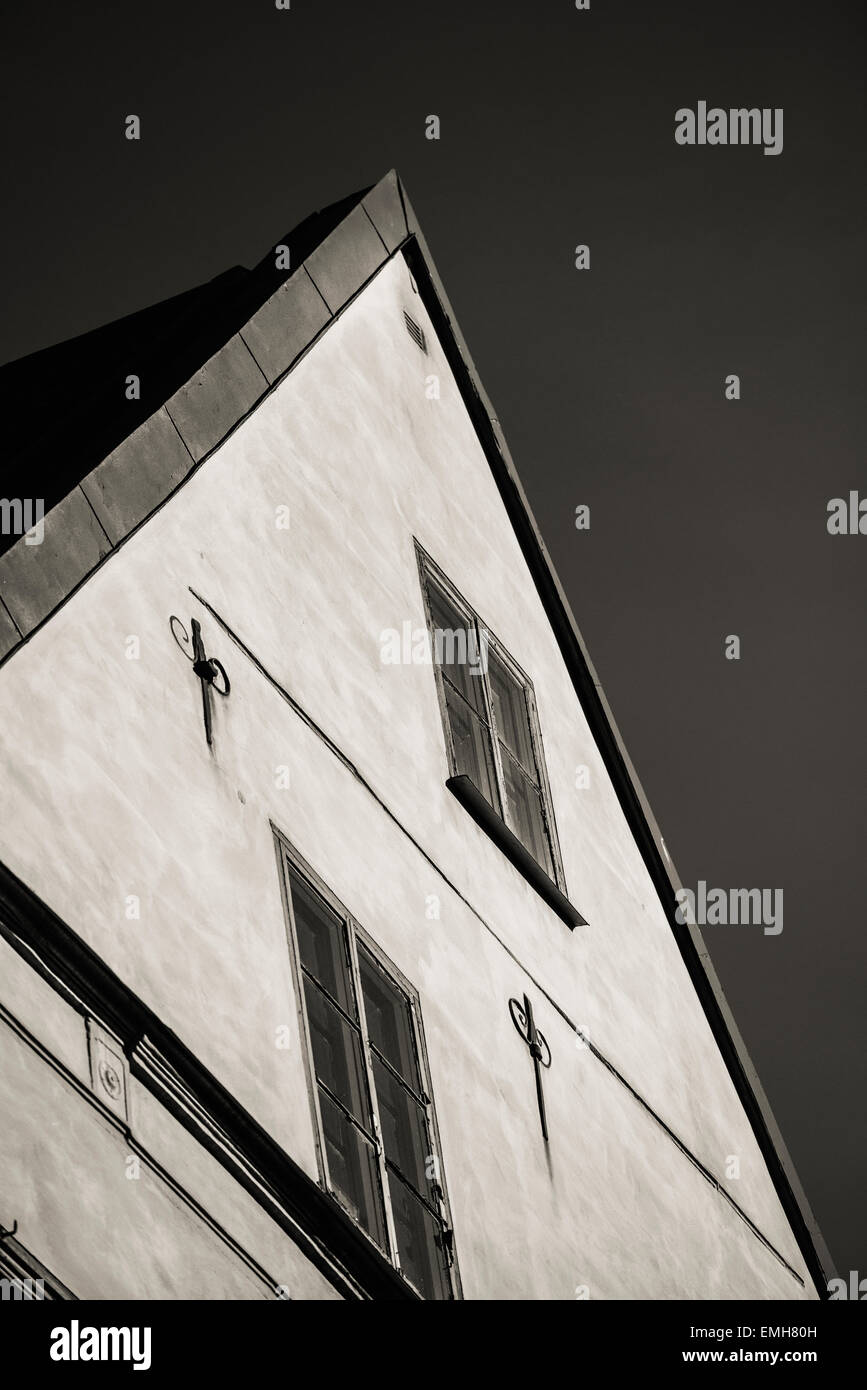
[170,614,230,747]
[509,993,552,1141]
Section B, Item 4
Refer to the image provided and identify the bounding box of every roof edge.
[0,172,405,649]
[396,190,834,1296]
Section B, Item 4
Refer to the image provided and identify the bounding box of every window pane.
[359,948,420,1092]
[372,1056,430,1194]
[389,1170,452,1299]
[444,685,501,812]
[427,582,486,715]
[489,652,535,775]
[499,744,555,878]
[304,978,371,1127]
[287,870,354,1015]
[318,1088,387,1250]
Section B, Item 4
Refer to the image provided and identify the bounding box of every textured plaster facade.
[0,229,820,1298]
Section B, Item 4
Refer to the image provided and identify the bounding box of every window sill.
[446,775,586,929]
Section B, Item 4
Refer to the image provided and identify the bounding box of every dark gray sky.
[2,0,864,1279]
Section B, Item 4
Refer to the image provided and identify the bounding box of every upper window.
[276,838,459,1300]
[417,546,567,894]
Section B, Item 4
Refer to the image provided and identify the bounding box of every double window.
[417,546,566,893]
[277,839,457,1299]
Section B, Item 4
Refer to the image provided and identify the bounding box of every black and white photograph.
[0,0,864,1366]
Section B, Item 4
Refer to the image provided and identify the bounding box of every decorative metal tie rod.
[169,614,230,747]
[509,992,552,1142]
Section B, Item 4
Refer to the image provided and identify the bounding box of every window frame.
[415,541,568,898]
[273,829,461,1300]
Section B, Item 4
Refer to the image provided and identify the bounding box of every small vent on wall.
[403,311,427,354]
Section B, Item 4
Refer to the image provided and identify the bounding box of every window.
[417,546,568,898]
[276,840,458,1299]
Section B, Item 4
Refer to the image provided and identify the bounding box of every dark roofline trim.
[399,231,832,1300]
[0,188,376,522]
[0,180,405,665]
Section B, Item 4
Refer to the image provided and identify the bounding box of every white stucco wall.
[0,934,339,1300]
[0,252,815,1298]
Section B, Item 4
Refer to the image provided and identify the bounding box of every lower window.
[276,836,459,1299]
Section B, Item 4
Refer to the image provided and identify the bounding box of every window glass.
[499,746,555,877]
[288,869,355,1015]
[444,685,501,812]
[318,1089,387,1249]
[427,582,486,716]
[371,1055,429,1194]
[489,651,535,775]
[359,948,420,1091]
[303,978,371,1127]
[389,1170,452,1301]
